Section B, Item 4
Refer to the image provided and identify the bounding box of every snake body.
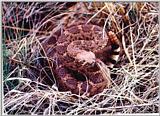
[41,23,121,97]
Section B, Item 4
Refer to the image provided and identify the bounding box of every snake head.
[76,51,96,65]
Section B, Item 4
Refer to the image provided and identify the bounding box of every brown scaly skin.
[41,22,121,97]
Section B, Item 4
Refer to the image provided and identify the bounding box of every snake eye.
[80,60,85,64]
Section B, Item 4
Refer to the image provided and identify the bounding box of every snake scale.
[41,22,121,97]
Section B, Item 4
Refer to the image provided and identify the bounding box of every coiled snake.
[41,22,121,97]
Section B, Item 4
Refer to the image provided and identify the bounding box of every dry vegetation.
[2,2,159,115]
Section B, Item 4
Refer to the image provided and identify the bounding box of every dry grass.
[2,2,159,115]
